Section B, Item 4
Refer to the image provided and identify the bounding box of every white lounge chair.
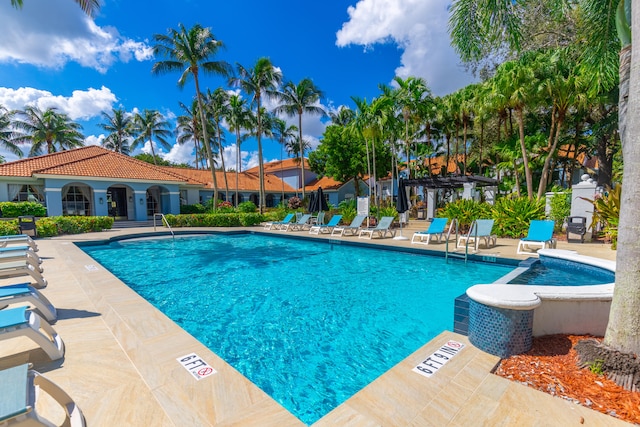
[0,234,38,252]
[281,214,312,231]
[457,219,497,251]
[264,213,295,230]
[309,215,343,235]
[0,283,57,323]
[359,216,397,239]
[0,364,85,427]
[331,215,367,237]
[517,220,556,255]
[0,251,43,272]
[411,217,451,245]
[0,306,64,361]
[0,260,47,289]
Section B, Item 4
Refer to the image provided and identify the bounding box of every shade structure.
[307,191,317,213]
[316,187,329,212]
[394,178,410,240]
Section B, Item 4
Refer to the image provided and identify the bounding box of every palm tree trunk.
[298,113,306,200]
[537,109,564,199]
[516,107,534,199]
[194,77,218,207]
[256,96,265,214]
[217,126,230,202]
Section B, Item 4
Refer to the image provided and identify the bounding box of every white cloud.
[84,134,104,146]
[0,0,153,72]
[335,0,476,96]
[163,141,194,166]
[0,86,117,120]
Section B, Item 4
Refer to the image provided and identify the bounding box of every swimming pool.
[80,234,513,425]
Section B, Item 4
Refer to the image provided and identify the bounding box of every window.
[9,185,44,203]
[62,186,91,216]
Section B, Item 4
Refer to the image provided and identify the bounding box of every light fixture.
[99,197,104,204]
[128,195,133,202]
[139,197,144,205]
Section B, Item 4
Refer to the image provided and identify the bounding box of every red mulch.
[494,335,640,424]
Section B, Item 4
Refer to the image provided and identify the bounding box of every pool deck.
[0,222,629,426]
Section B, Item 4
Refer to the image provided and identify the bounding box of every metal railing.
[153,213,174,238]
[445,218,470,264]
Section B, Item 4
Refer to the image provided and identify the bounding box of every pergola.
[404,175,499,189]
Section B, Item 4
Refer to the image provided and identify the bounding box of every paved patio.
[0,222,628,426]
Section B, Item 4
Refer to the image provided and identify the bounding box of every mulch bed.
[494,334,640,424]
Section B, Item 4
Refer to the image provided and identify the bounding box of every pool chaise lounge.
[457,219,497,251]
[0,260,47,289]
[0,364,85,427]
[517,220,556,256]
[359,216,397,239]
[0,235,38,252]
[0,251,43,272]
[0,283,57,323]
[331,215,367,237]
[411,217,451,245]
[264,213,295,230]
[280,214,312,231]
[0,306,64,361]
[309,214,343,235]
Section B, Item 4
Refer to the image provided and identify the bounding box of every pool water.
[508,258,615,286]
[81,234,512,425]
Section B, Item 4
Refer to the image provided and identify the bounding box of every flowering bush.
[216,200,235,213]
[287,196,302,210]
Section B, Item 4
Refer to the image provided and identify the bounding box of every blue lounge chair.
[309,215,343,235]
[331,215,367,237]
[0,364,85,427]
[358,216,397,239]
[517,220,556,255]
[411,217,450,245]
[0,306,64,361]
[458,219,497,251]
[0,283,57,323]
[0,234,38,252]
[264,213,295,230]
[281,214,312,231]
[0,259,47,289]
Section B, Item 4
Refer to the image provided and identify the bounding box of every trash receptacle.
[18,216,37,237]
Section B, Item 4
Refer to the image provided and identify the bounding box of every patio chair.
[457,219,497,251]
[331,215,367,237]
[264,213,295,230]
[517,220,556,255]
[280,214,312,231]
[0,306,64,361]
[0,251,42,272]
[0,283,57,323]
[0,364,85,427]
[0,259,47,289]
[358,216,397,239]
[0,235,38,252]
[309,215,343,235]
[411,217,450,245]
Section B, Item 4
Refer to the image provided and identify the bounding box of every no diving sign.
[177,353,217,380]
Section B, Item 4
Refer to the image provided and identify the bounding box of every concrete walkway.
[0,223,626,426]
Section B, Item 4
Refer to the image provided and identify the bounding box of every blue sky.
[0,0,477,170]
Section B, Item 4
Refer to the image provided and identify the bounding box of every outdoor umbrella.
[394,178,410,240]
[308,191,317,213]
[316,187,329,212]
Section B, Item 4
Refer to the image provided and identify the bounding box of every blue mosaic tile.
[468,301,533,358]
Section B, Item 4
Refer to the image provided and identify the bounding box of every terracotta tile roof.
[0,146,186,182]
[162,166,297,192]
[246,157,309,174]
[304,176,347,191]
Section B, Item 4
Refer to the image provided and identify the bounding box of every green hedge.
[0,202,47,217]
[164,212,265,227]
[0,216,114,237]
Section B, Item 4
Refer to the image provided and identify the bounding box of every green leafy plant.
[237,201,257,213]
[438,199,492,231]
[491,196,546,237]
[338,199,357,223]
[216,200,235,213]
[180,203,206,214]
[0,219,20,235]
[548,191,571,232]
[583,185,620,248]
[0,201,47,218]
[588,358,605,375]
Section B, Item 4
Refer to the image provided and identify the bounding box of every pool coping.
[0,227,629,426]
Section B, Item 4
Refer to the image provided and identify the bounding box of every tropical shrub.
[438,199,492,231]
[0,201,47,218]
[338,199,357,223]
[583,185,620,248]
[491,196,546,237]
[163,213,265,227]
[33,216,114,237]
[548,191,571,232]
[237,201,257,213]
[379,205,398,220]
[216,200,235,213]
[180,203,206,214]
[0,219,20,235]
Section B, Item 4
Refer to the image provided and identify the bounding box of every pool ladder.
[445,218,470,264]
[153,213,175,238]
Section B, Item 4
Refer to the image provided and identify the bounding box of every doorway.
[107,187,128,220]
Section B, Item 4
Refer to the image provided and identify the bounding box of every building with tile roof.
[0,146,362,220]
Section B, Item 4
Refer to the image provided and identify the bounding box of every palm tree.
[0,106,23,159]
[271,118,298,202]
[205,88,230,201]
[13,106,84,156]
[229,58,282,213]
[131,109,172,166]
[329,106,355,126]
[176,100,203,169]
[273,78,326,200]
[152,23,232,206]
[99,108,133,155]
[225,93,252,205]
[10,0,100,15]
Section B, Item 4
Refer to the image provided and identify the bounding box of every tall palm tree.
[152,23,232,206]
[131,109,172,166]
[205,88,231,201]
[329,106,355,126]
[10,0,100,15]
[225,93,252,205]
[13,106,84,156]
[0,106,23,159]
[99,108,133,155]
[176,100,203,169]
[271,118,298,202]
[273,78,326,200]
[229,58,282,213]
